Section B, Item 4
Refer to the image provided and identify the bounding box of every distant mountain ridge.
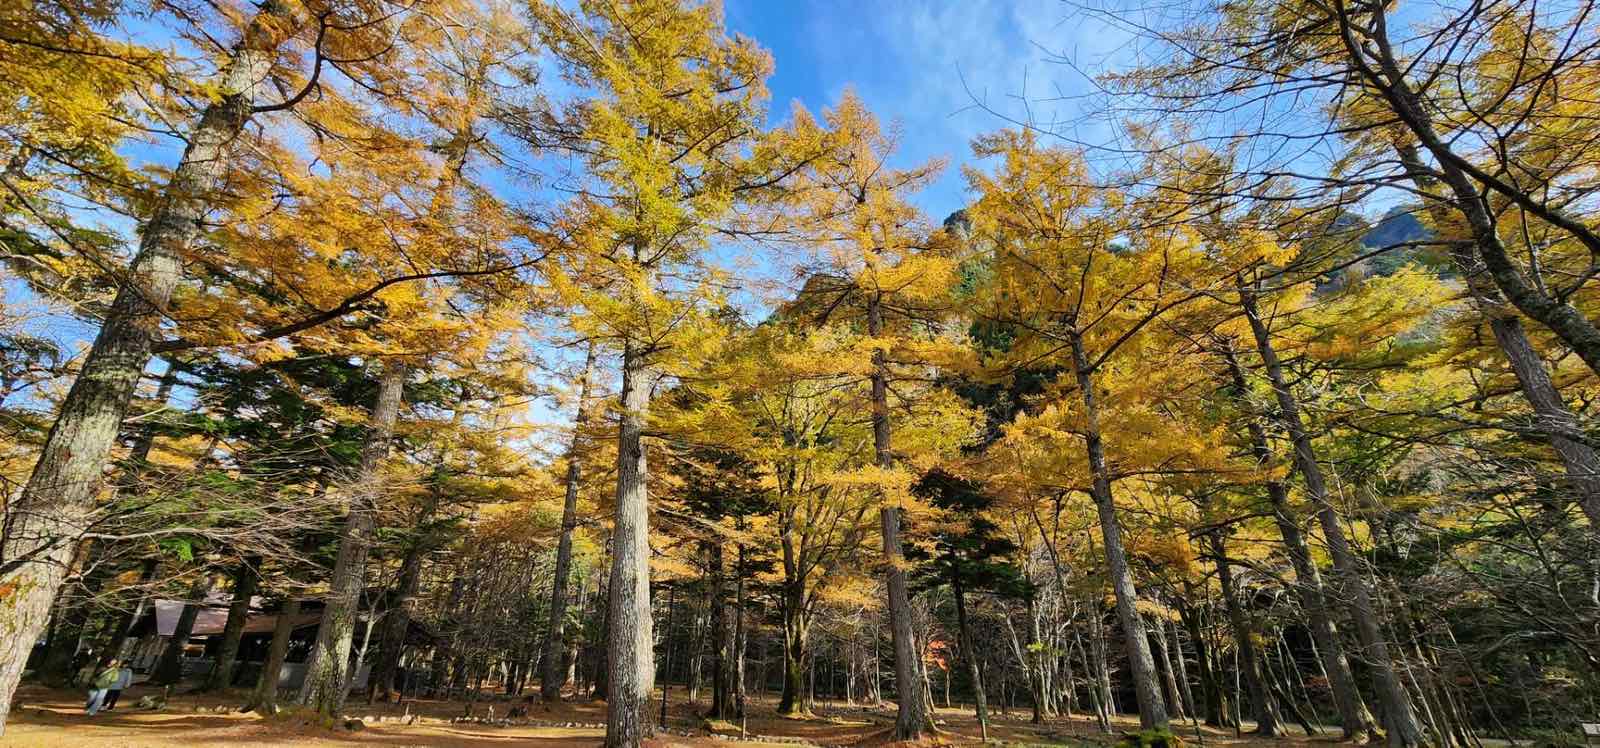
[1362,204,1431,277]
[1364,205,1428,247]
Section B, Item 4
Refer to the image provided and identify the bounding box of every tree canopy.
[3,0,1598,746]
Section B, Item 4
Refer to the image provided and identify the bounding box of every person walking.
[85,658,120,716]
[103,662,133,711]
[74,658,97,689]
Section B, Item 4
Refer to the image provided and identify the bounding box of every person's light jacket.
[92,668,119,690]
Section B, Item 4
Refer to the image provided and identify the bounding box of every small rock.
[343,718,365,731]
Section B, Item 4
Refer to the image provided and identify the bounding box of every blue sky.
[722,0,1130,219]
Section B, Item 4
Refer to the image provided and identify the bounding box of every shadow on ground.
[3,684,1350,747]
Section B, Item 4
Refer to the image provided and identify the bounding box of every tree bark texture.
[543,342,597,701]
[605,343,656,748]
[246,598,301,714]
[868,295,931,740]
[1218,341,1379,739]
[1394,144,1600,535]
[154,576,214,685]
[1068,331,1170,730]
[299,361,407,717]
[0,4,300,730]
[1241,289,1427,747]
[206,557,260,691]
[953,577,989,740]
[1209,535,1283,736]
[372,542,424,702]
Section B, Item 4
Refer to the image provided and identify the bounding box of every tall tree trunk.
[1177,589,1228,727]
[205,557,260,691]
[659,584,680,721]
[688,595,705,704]
[1150,616,1187,720]
[1209,534,1283,736]
[1482,314,1600,528]
[41,360,183,685]
[708,540,736,719]
[1169,617,1196,723]
[1240,289,1427,747]
[372,541,424,702]
[953,576,989,741]
[1394,144,1600,534]
[154,576,214,685]
[297,83,474,715]
[543,343,597,702]
[1005,595,1047,724]
[1218,341,1378,739]
[1068,331,1169,730]
[590,562,610,700]
[776,501,811,717]
[777,590,809,715]
[868,295,931,740]
[37,544,101,686]
[299,362,407,717]
[605,343,656,748]
[0,4,300,719]
[245,598,300,714]
[733,539,748,717]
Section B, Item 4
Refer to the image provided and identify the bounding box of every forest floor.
[2,683,1347,747]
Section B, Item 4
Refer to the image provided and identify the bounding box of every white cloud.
[782,0,1130,215]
